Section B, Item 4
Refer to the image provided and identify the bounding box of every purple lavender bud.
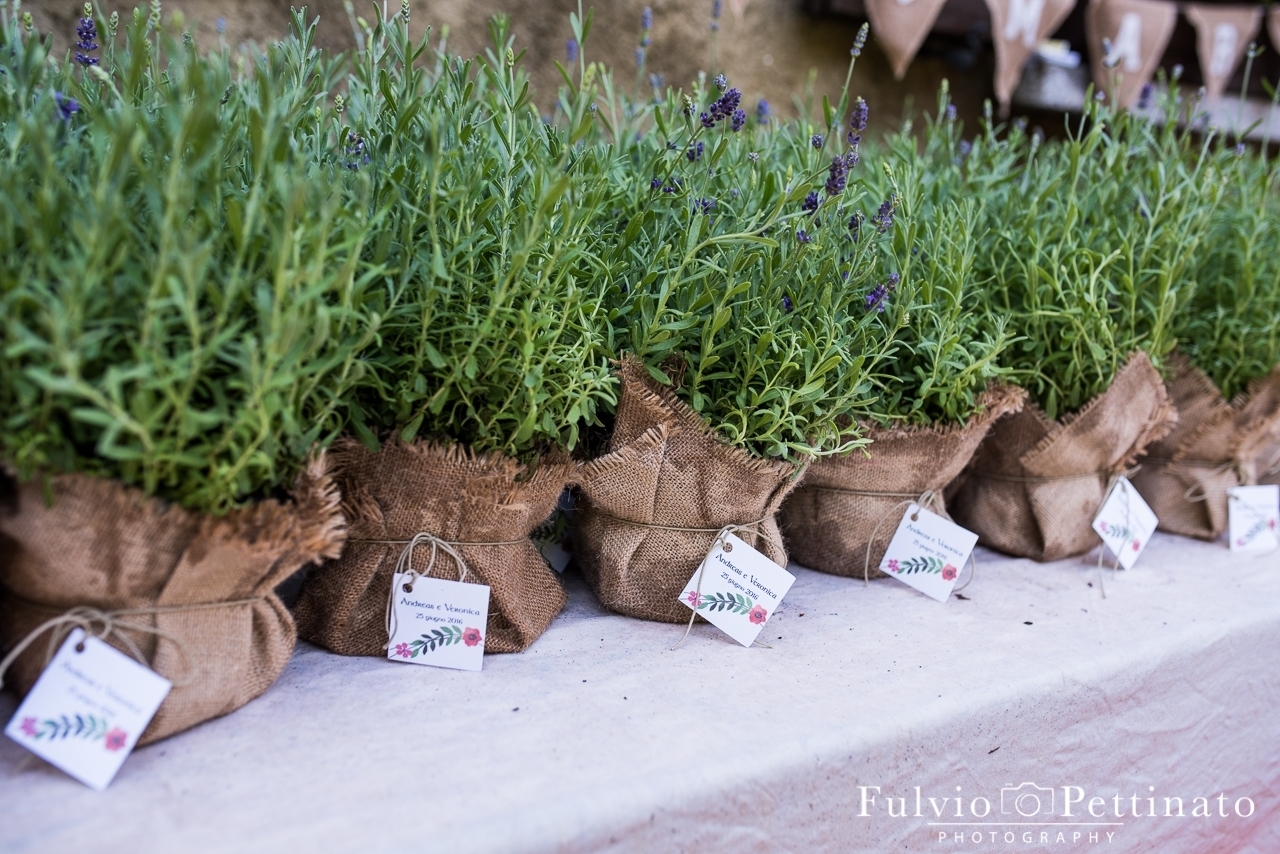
[811,133,824,149]
[945,104,956,122]
[802,191,820,214]
[651,177,663,190]
[714,73,727,92]
[843,147,860,170]
[649,73,664,91]
[850,97,868,135]
[825,156,849,195]
[700,111,714,129]
[872,196,895,233]
[756,99,770,123]
[851,23,869,57]
[747,151,760,163]
[694,197,716,215]
[782,295,794,313]
[731,109,745,131]
[686,141,704,162]
[344,131,370,170]
[54,91,80,120]
[711,21,719,31]
[730,187,741,198]
[795,230,813,244]
[636,48,645,68]
[216,17,227,35]
[566,39,579,62]
[1137,83,1153,110]
[712,0,722,19]
[848,211,863,240]
[958,139,972,157]
[75,14,100,66]
[642,7,653,29]
[1234,143,1246,156]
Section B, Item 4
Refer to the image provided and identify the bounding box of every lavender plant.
[0,6,380,514]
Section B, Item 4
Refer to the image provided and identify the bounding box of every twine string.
[861,489,945,587]
[0,598,258,692]
[382,532,482,649]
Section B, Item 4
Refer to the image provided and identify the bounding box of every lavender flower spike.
[75,5,100,67]
[566,39,579,62]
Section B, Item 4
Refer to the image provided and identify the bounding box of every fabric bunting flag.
[984,0,1077,115]
[865,0,951,80]
[1183,4,1262,100]
[1086,0,1179,108]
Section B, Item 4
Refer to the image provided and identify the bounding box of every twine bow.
[382,532,478,649]
[0,599,255,692]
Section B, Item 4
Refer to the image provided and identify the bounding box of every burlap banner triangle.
[865,0,951,80]
[984,0,1076,115]
[1085,0,1179,108]
[1183,4,1262,100]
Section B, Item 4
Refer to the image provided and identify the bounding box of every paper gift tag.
[678,532,796,647]
[5,629,170,791]
[1091,475,1158,570]
[386,573,490,672]
[1228,484,1279,553]
[879,503,979,603]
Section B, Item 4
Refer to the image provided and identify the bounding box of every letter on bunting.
[984,0,1076,115]
[865,0,951,80]
[1183,4,1262,100]
[1086,0,1179,107]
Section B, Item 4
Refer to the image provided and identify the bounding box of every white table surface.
[2,532,1278,853]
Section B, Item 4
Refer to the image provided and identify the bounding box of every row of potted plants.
[1,5,1277,742]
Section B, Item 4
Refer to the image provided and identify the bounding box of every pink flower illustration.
[685,590,703,608]
[1131,539,1141,552]
[886,559,900,573]
[941,565,957,581]
[104,728,128,752]
[463,627,483,647]
[748,604,768,625]
[394,642,412,659]
[1269,519,1276,530]
[19,717,38,738]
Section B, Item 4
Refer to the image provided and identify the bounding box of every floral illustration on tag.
[1237,516,1277,548]
[748,604,768,625]
[885,556,956,577]
[396,625,485,658]
[18,714,127,751]
[1097,520,1141,552]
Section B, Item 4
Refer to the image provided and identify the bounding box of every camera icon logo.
[1001,782,1056,818]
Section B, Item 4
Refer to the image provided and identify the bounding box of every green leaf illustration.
[898,556,944,575]
[696,592,755,615]
[32,714,110,742]
[410,625,464,655]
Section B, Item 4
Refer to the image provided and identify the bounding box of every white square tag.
[1091,475,1159,570]
[1228,485,1279,553]
[5,629,171,790]
[386,573,490,671]
[879,503,979,602]
[677,532,796,647]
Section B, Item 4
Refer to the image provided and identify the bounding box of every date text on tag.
[387,573,490,672]
[879,503,978,602]
[678,532,795,647]
[1091,475,1158,570]
[1228,485,1279,553]
[4,629,170,790]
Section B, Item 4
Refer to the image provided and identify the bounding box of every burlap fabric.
[949,352,1176,561]
[0,457,345,745]
[780,385,1026,579]
[1131,358,1280,539]
[295,439,570,656]
[574,359,803,624]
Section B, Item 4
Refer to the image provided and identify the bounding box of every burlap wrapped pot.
[0,456,345,745]
[780,384,1026,579]
[295,439,570,656]
[574,359,804,624]
[949,352,1177,561]
[1130,358,1280,539]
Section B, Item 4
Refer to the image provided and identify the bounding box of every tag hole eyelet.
[403,584,413,593]
[723,542,733,552]
[75,642,85,653]
[911,513,919,522]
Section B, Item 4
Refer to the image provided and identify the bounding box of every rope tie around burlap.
[367,533,527,650]
[587,513,783,650]
[1143,457,1241,504]
[0,597,261,692]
